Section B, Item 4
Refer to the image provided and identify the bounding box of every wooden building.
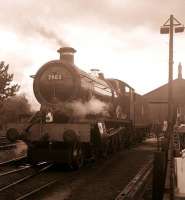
[143,63,185,124]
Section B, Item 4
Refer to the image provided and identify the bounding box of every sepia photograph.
[0,1,185,199]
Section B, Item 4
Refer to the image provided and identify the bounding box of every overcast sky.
[0,0,185,109]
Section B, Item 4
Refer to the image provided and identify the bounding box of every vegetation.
[0,61,20,103]
[0,94,32,124]
[0,62,32,125]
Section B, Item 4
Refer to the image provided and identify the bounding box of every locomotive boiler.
[33,47,126,119]
[7,47,150,169]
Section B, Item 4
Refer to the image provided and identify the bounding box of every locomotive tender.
[7,47,150,169]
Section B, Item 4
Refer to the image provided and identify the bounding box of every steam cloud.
[68,97,110,117]
[56,97,110,118]
[29,23,68,46]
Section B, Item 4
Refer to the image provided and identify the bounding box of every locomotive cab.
[107,79,135,120]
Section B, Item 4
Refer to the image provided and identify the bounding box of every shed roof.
[143,78,185,105]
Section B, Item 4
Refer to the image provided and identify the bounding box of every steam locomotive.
[7,47,150,169]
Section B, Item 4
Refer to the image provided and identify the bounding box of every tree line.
[0,61,32,126]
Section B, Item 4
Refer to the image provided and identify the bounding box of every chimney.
[178,62,182,79]
[57,47,76,65]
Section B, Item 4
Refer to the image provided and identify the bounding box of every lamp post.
[160,15,184,200]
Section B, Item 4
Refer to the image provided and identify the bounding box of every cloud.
[1,0,184,36]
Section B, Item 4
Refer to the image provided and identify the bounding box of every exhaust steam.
[55,97,110,118]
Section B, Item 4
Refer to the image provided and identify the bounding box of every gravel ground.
[33,138,157,200]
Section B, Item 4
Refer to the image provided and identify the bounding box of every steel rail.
[0,136,7,142]
[0,136,6,139]
[0,156,26,166]
[0,143,16,150]
[16,180,57,200]
[115,159,153,200]
[0,163,53,192]
[0,165,31,177]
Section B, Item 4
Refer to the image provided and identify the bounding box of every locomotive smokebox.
[57,47,76,65]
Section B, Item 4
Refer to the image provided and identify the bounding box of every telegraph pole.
[161,15,184,129]
[168,15,175,200]
[160,15,184,200]
[168,15,173,127]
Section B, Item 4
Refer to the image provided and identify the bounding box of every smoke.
[28,22,68,47]
[55,96,110,118]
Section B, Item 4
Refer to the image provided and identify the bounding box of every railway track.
[0,136,16,150]
[0,136,7,142]
[0,156,27,167]
[115,159,153,200]
[0,161,57,200]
